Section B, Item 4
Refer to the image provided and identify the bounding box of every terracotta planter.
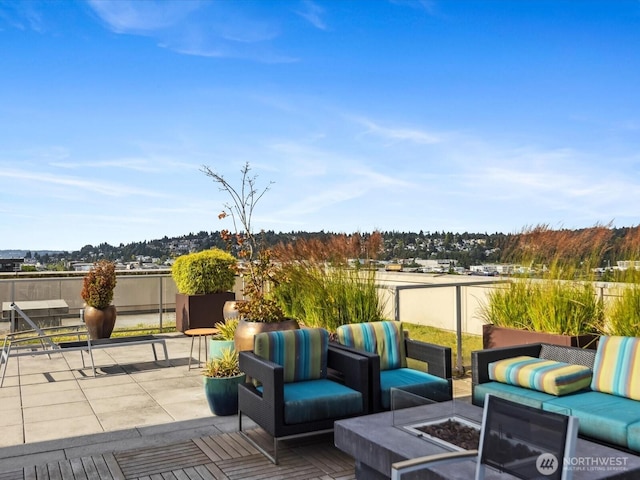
[175,292,235,332]
[234,318,300,352]
[203,373,246,416]
[84,305,117,340]
[482,324,599,350]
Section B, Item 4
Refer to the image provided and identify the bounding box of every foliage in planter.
[214,318,239,341]
[81,260,117,309]
[480,276,603,335]
[202,347,241,378]
[171,248,236,295]
[274,263,384,331]
[201,162,286,322]
[271,233,385,331]
[606,283,640,336]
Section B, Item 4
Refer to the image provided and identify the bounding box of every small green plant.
[81,260,117,309]
[214,318,239,340]
[606,284,640,336]
[171,248,236,295]
[202,347,241,377]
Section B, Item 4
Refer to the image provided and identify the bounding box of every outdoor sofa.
[472,336,640,453]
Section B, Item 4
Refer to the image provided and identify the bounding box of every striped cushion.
[489,355,592,396]
[591,336,640,400]
[336,321,406,370]
[254,328,328,383]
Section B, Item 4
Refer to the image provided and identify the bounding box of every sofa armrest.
[238,351,284,407]
[471,343,543,386]
[405,338,452,380]
[328,345,370,413]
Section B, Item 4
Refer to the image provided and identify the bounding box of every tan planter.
[482,324,599,350]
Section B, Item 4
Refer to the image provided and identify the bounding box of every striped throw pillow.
[254,328,328,383]
[591,336,640,400]
[489,355,592,396]
[336,321,407,370]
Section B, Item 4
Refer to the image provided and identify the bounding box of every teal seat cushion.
[627,421,640,452]
[473,381,556,409]
[380,368,450,409]
[281,379,363,424]
[543,391,640,448]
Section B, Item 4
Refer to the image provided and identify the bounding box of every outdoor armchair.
[334,320,452,412]
[238,327,369,464]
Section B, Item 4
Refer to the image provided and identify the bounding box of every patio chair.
[238,327,369,464]
[335,320,452,412]
[1,302,95,387]
[391,394,579,480]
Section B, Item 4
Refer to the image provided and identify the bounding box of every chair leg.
[0,346,9,388]
[237,411,279,465]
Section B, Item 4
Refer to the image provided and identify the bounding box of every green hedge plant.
[480,277,603,336]
[606,284,640,336]
[171,248,236,295]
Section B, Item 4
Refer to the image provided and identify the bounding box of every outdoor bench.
[472,337,640,453]
[59,335,169,364]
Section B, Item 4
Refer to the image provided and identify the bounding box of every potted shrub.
[202,347,246,416]
[81,260,117,340]
[201,162,299,351]
[210,318,238,359]
[171,248,237,332]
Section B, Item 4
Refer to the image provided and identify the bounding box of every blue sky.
[2,1,640,251]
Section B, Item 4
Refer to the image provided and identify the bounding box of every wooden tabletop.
[184,328,219,336]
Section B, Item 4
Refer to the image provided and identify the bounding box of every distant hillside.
[0,250,63,258]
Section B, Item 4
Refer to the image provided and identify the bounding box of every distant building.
[617,260,640,271]
[0,258,24,272]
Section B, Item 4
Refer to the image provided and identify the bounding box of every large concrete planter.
[482,324,599,350]
[175,292,235,332]
[234,318,300,352]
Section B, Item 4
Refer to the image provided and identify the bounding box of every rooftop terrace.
[0,329,473,479]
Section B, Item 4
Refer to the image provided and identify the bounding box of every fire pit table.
[334,400,640,480]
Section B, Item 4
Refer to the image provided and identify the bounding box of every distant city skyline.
[2,1,640,251]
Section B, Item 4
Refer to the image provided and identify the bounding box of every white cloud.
[87,0,199,33]
[295,1,327,30]
[0,168,167,198]
[353,117,444,145]
[87,0,292,62]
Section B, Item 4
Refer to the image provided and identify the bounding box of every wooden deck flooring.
[4,429,355,480]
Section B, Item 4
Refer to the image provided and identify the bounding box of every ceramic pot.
[203,373,246,416]
[209,339,235,359]
[234,318,300,352]
[84,305,117,340]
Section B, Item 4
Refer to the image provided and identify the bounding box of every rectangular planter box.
[482,324,599,350]
[175,292,235,332]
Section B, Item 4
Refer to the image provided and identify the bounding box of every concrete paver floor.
[0,330,473,477]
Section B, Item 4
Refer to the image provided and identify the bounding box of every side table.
[184,328,219,370]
